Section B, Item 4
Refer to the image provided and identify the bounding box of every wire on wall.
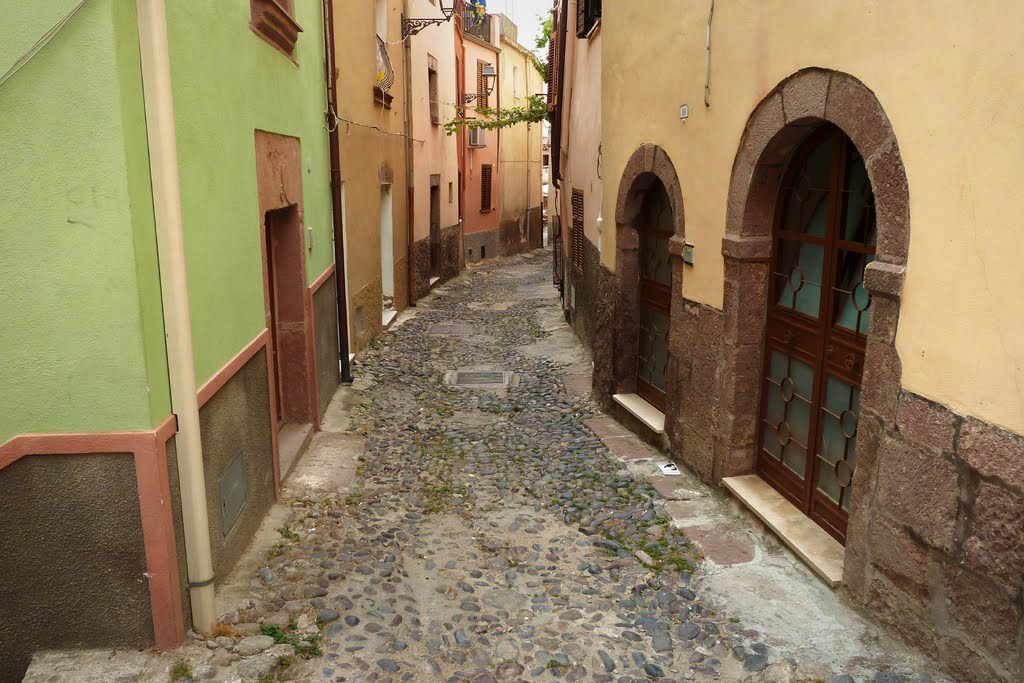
[0,0,89,90]
[704,0,714,107]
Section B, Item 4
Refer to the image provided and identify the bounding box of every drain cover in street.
[428,322,473,336]
[445,370,516,388]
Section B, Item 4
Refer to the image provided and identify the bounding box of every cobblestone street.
[27,250,950,683]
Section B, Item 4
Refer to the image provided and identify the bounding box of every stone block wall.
[465,228,500,263]
[847,391,1024,682]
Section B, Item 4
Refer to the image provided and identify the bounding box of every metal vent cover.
[428,322,473,336]
[219,450,247,535]
[445,369,517,388]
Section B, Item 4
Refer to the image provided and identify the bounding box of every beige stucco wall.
[560,6,602,248]
[334,0,409,346]
[602,1,1024,434]
[409,0,459,241]
[463,34,501,235]
[498,30,544,232]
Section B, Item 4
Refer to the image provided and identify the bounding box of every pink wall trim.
[310,263,336,294]
[0,415,186,650]
[197,329,270,409]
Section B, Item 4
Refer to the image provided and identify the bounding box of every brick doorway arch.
[611,144,686,423]
[718,68,910,571]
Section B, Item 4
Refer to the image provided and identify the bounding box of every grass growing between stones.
[169,660,192,682]
[259,623,322,658]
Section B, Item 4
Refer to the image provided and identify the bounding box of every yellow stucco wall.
[602,0,1024,434]
[334,0,409,346]
[498,31,544,228]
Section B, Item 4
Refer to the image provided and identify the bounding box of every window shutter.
[481,165,493,211]
[577,0,600,39]
[429,67,439,124]
[546,30,556,108]
[548,17,559,112]
[477,61,489,109]
[571,189,584,274]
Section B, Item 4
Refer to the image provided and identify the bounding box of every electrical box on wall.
[680,104,689,120]
[306,226,314,250]
[683,242,695,265]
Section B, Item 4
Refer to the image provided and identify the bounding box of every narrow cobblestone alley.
[26,251,951,683]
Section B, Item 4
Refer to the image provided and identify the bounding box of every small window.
[576,0,601,39]
[250,0,301,58]
[481,165,493,212]
[513,65,520,97]
[449,182,454,203]
[476,60,490,109]
[429,58,440,125]
[375,0,387,38]
[571,189,584,274]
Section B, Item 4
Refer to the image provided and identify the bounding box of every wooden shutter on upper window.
[546,30,556,108]
[571,189,584,274]
[481,165,493,211]
[477,61,489,109]
[576,0,601,38]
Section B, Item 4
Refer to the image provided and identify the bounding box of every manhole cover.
[428,323,473,336]
[456,371,506,385]
[445,370,517,388]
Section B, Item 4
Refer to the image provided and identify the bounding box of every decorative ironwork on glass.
[816,376,861,512]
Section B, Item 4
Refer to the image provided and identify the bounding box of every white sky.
[484,0,553,55]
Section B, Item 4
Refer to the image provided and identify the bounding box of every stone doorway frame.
[255,131,318,462]
[718,68,910,580]
[612,144,687,420]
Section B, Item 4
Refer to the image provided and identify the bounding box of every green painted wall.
[165,1,336,384]
[0,0,170,443]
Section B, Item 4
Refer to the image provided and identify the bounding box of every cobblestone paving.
[39,251,949,683]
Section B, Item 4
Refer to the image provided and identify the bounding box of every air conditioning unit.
[468,127,487,148]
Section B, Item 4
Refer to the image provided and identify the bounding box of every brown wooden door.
[430,184,441,277]
[636,181,673,411]
[265,213,284,429]
[756,125,877,544]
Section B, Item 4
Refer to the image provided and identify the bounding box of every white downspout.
[136,0,217,636]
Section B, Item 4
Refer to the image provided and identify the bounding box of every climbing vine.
[443,94,547,135]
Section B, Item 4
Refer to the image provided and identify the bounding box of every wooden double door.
[756,125,877,545]
[636,180,673,411]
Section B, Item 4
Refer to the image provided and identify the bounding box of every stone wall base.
[465,228,500,263]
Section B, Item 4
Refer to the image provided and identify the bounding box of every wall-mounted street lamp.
[402,0,457,39]
[463,63,497,104]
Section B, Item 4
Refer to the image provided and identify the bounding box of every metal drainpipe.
[323,0,354,382]
[526,119,531,247]
[136,0,217,636]
[402,0,417,307]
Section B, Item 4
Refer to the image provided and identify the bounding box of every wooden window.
[547,15,560,111]
[476,60,490,109]
[576,0,601,39]
[250,0,301,58]
[571,188,584,274]
[481,165,493,212]
[429,61,440,125]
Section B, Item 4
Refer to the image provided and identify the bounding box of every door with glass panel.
[756,124,876,544]
[636,180,673,411]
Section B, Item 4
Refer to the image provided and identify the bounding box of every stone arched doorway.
[610,144,686,424]
[719,69,909,567]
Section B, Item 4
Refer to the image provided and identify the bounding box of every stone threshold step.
[382,309,398,329]
[612,393,665,434]
[722,474,844,587]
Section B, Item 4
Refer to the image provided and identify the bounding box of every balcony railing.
[375,35,394,92]
[463,5,492,43]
